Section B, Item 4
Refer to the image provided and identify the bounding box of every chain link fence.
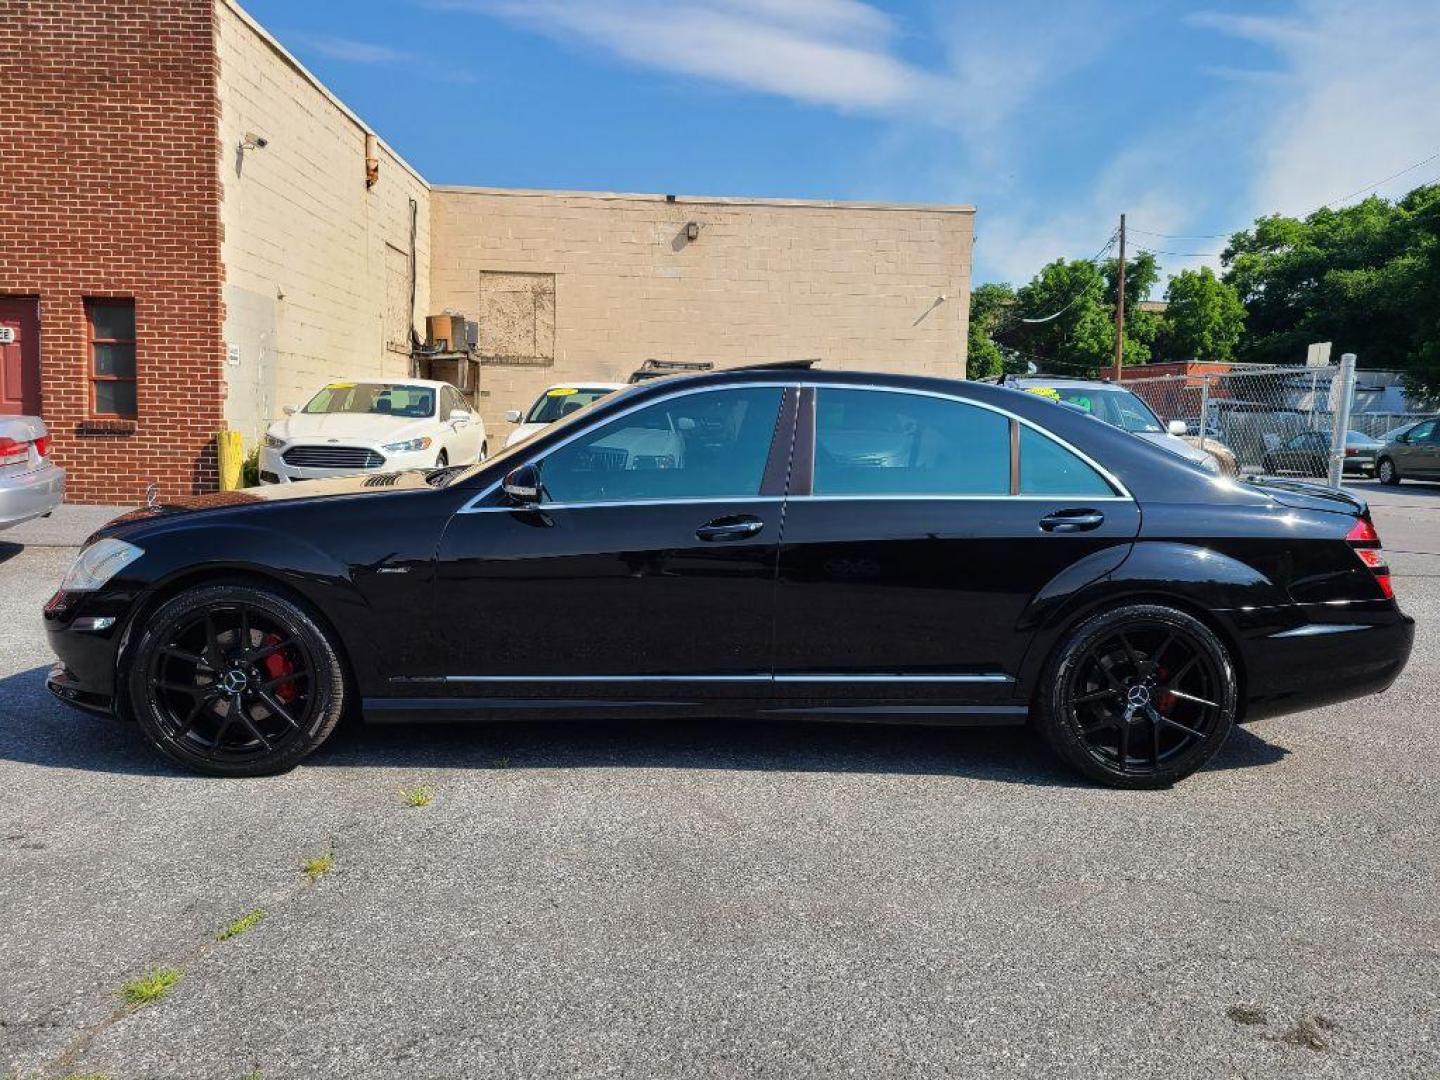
[1119,365,1431,479]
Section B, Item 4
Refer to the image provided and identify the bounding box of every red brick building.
[0,0,225,502]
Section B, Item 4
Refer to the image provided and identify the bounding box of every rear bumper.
[0,462,65,529]
[1241,612,1414,722]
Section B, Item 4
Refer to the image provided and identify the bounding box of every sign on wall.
[0,327,15,344]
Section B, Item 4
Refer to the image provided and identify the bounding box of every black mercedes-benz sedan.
[44,363,1413,787]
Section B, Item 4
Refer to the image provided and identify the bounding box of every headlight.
[59,538,144,592]
[383,436,433,453]
[263,433,285,449]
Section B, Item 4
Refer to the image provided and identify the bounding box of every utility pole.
[1112,213,1126,382]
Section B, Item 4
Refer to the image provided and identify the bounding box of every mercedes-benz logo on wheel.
[1125,684,1152,708]
[220,669,249,694]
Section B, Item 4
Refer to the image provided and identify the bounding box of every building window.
[86,299,137,418]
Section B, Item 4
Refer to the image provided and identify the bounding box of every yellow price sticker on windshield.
[547,387,579,396]
[326,382,355,390]
[1024,386,1061,402]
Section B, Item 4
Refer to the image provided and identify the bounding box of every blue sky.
[243,0,1440,290]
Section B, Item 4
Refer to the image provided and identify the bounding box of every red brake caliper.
[259,632,298,702]
[1155,665,1174,713]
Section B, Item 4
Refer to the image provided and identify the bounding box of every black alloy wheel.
[129,583,346,776]
[1037,604,1237,788]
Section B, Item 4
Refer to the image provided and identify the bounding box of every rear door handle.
[1039,509,1105,533]
[696,515,765,542]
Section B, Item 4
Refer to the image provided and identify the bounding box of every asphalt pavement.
[1,485,1437,1079]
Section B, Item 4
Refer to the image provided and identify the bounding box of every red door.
[0,298,41,416]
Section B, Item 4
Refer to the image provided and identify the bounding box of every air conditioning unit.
[425,312,476,352]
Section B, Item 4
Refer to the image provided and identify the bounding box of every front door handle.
[696,515,765,542]
[1039,509,1105,533]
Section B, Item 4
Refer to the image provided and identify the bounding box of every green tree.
[1157,266,1246,361]
[966,282,1016,379]
[1223,187,1439,377]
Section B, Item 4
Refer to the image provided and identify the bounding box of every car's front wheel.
[1377,456,1401,485]
[128,582,347,776]
[1035,604,1238,788]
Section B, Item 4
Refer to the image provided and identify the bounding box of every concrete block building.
[0,0,975,503]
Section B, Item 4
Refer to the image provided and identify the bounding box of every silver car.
[1376,416,1440,485]
[0,415,65,530]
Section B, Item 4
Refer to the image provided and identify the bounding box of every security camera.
[240,131,268,150]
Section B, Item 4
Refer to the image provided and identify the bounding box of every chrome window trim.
[435,673,1013,684]
[459,376,1133,514]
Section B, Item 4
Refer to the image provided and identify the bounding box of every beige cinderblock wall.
[430,188,974,436]
[215,0,431,444]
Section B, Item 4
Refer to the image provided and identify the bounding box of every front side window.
[1019,426,1114,495]
[538,386,782,504]
[303,383,436,419]
[86,299,136,418]
[1052,387,1164,434]
[814,389,1009,495]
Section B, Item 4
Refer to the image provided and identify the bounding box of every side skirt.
[362,697,1030,727]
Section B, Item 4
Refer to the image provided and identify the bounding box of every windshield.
[525,386,619,424]
[1051,387,1165,433]
[303,383,436,419]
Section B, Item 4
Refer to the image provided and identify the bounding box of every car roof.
[540,381,627,392]
[317,378,453,390]
[1002,376,1130,390]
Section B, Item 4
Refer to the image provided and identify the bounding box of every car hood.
[90,469,453,542]
[270,412,431,443]
[504,421,548,447]
[1134,430,1212,466]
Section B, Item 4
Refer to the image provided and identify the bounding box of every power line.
[1129,143,1440,250]
[1005,229,1119,327]
[1132,245,1223,259]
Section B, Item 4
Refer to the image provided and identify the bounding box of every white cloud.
[292,34,416,65]
[454,0,931,110]
[1190,0,1440,216]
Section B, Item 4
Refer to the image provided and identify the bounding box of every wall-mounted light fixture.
[238,131,268,151]
[685,221,700,241]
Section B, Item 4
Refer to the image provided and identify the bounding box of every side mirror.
[448,408,470,424]
[504,409,523,424]
[1167,419,1188,436]
[282,404,298,416]
[502,464,541,505]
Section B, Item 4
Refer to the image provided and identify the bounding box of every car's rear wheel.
[1377,456,1401,485]
[435,450,449,467]
[1036,604,1237,788]
[128,583,347,776]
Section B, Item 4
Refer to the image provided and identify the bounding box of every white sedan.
[503,382,626,447]
[260,379,486,484]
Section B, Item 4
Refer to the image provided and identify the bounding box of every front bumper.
[44,587,137,719]
[258,445,433,483]
[0,462,65,530]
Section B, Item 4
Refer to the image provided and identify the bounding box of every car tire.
[479,442,488,462]
[435,450,449,467]
[1035,603,1238,789]
[128,582,348,777]
[1377,457,1401,485]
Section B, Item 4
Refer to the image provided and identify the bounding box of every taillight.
[1346,516,1394,599]
[0,436,28,467]
[33,435,51,458]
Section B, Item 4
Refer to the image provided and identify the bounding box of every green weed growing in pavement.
[302,849,334,881]
[119,967,181,1007]
[400,783,435,807]
[217,908,266,941]
[493,756,511,769]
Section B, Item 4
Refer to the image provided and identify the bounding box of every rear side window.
[814,389,1009,495]
[1019,427,1115,496]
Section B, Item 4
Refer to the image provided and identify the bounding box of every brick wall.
[429,189,975,437]
[0,0,225,504]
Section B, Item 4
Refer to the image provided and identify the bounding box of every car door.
[1400,420,1438,478]
[772,386,1140,708]
[430,383,795,699]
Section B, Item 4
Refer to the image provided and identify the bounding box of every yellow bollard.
[216,430,244,491]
